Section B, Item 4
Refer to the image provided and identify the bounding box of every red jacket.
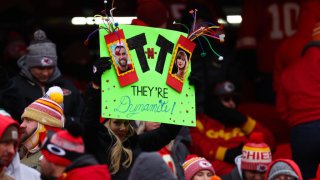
[58,164,110,180]
[265,159,303,180]
[276,45,320,127]
[237,0,300,74]
[274,0,320,92]
[189,113,275,176]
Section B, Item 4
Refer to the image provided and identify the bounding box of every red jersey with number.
[237,0,300,74]
[273,0,320,91]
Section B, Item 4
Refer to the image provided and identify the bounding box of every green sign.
[99,25,196,126]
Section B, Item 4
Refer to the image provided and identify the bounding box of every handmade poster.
[99,25,196,126]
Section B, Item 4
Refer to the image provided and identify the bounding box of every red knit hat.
[183,155,216,180]
[0,114,19,143]
[136,0,168,27]
[41,122,85,166]
[241,132,272,172]
[0,114,19,166]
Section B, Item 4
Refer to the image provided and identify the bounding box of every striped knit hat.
[183,155,215,180]
[241,132,272,172]
[21,86,64,128]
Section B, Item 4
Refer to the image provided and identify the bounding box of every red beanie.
[136,0,168,27]
[0,114,19,143]
[241,132,272,172]
[41,129,85,166]
[183,155,216,180]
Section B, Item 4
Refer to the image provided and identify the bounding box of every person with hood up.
[11,29,84,126]
[128,152,176,180]
[136,120,191,180]
[0,113,40,180]
[265,159,302,180]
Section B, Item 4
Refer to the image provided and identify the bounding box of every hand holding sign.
[100,25,196,126]
[92,57,112,87]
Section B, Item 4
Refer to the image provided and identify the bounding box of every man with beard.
[115,45,132,74]
[11,29,84,125]
[19,86,64,170]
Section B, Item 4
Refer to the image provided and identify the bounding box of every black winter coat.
[81,86,181,180]
[12,74,84,123]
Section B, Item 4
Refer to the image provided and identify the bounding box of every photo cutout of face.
[114,44,132,74]
[172,49,189,81]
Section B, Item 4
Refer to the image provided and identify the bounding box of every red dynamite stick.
[104,29,139,87]
[166,35,196,92]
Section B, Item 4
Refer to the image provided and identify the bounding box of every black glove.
[188,71,202,91]
[92,57,112,86]
[224,144,244,164]
[0,66,9,89]
[205,95,247,126]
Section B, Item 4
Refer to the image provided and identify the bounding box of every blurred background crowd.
[2,0,320,179]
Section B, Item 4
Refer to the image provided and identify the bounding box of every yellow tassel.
[49,92,63,104]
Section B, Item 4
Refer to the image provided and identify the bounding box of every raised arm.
[138,123,182,151]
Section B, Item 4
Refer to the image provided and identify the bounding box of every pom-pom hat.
[241,132,272,172]
[41,121,85,166]
[25,29,57,68]
[183,155,216,180]
[21,86,64,128]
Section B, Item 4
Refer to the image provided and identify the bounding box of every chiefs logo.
[199,160,212,168]
[257,164,268,172]
[41,57,53,66]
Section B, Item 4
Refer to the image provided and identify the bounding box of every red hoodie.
[0,114,19,138]
[265,159,303,180]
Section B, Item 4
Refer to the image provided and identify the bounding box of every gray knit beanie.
[25,29,57,68]
[268,162,299,180]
